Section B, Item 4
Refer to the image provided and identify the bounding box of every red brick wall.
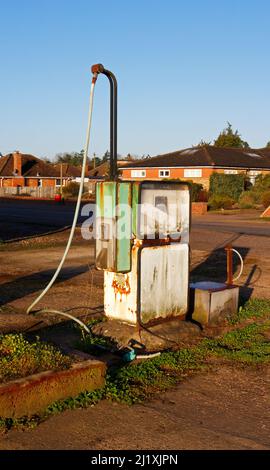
[26,178,39,187]
[3,178,25,187]
[192,202,208,215]
[120,167,265,190]
[1,178,57,188]
[25,178,58,187]
[3,177,29,187]
[42,179,56,187]
[121,167,220,189]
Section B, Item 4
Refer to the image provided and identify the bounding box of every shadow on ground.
[0,265,89,307]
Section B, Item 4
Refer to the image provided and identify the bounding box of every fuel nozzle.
[91,63,104,83]
[91,63,105,74]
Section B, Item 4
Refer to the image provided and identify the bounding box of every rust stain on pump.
[112,275,131,296]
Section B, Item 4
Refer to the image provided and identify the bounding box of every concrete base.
[92,318,201,352]
[190,281,239,326]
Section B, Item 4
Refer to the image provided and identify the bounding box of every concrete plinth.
[190,281,239,326]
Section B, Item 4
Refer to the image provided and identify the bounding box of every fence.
[0,186,56,199]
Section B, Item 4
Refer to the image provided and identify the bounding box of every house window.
[184,169,202,178]
[159,169,170,178]
[131,170,146,178]
[38,179,43,187]
[224,169,238,175]
[56,179,61,187]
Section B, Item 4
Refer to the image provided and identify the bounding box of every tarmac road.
[1,199,270,242]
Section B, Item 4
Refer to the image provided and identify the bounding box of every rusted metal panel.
[104,245,139,324]
[139,244,189,324]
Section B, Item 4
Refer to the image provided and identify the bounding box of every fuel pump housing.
[95,180,191,326]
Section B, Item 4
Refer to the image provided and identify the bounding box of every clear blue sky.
[1,0,270,160]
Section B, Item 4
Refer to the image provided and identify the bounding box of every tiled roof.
[89,160,134,178]
[119,146,270,170]
[53,163,81,177]
[0,154,83,178]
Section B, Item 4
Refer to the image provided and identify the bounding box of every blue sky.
[1,0,270,160]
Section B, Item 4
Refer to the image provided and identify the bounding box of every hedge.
[209,173,245,201]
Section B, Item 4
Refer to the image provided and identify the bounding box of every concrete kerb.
[0,358,106,419]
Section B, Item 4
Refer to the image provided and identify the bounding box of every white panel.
[140,244,189,324]
[131,170,146,178]
[224,169,238,175]
[140,186,190,242]
[184,169,202,178]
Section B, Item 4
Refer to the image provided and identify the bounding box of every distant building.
[87,160,134,194]
[119,146,270,188]
[0,151,85,190]
[89,159,134,179]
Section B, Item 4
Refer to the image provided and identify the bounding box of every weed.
[202,322,270,363]
[76,318,116,355]
[0,333,71,383]
[230,298,270,325]
[105,347,205,404]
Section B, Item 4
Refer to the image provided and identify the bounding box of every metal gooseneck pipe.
[91,64,118,180]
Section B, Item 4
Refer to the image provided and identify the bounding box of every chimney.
[13,151,22,176]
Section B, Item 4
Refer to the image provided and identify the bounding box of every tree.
[54,150,87,166]
[266,142,270,148]
[214,122,249,148]
[193,140,212,147]
[101,150,110,162]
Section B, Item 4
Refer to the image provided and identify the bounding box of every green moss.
[0,333,71,383]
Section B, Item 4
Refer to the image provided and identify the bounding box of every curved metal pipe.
[91,64,118,180]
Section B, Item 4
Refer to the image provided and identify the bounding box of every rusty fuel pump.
[93,64,191,327]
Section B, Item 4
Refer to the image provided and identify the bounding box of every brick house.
[0,151,83,191]
[87,160,134,194]
[89,160,134,179]
[119,146,270,188]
